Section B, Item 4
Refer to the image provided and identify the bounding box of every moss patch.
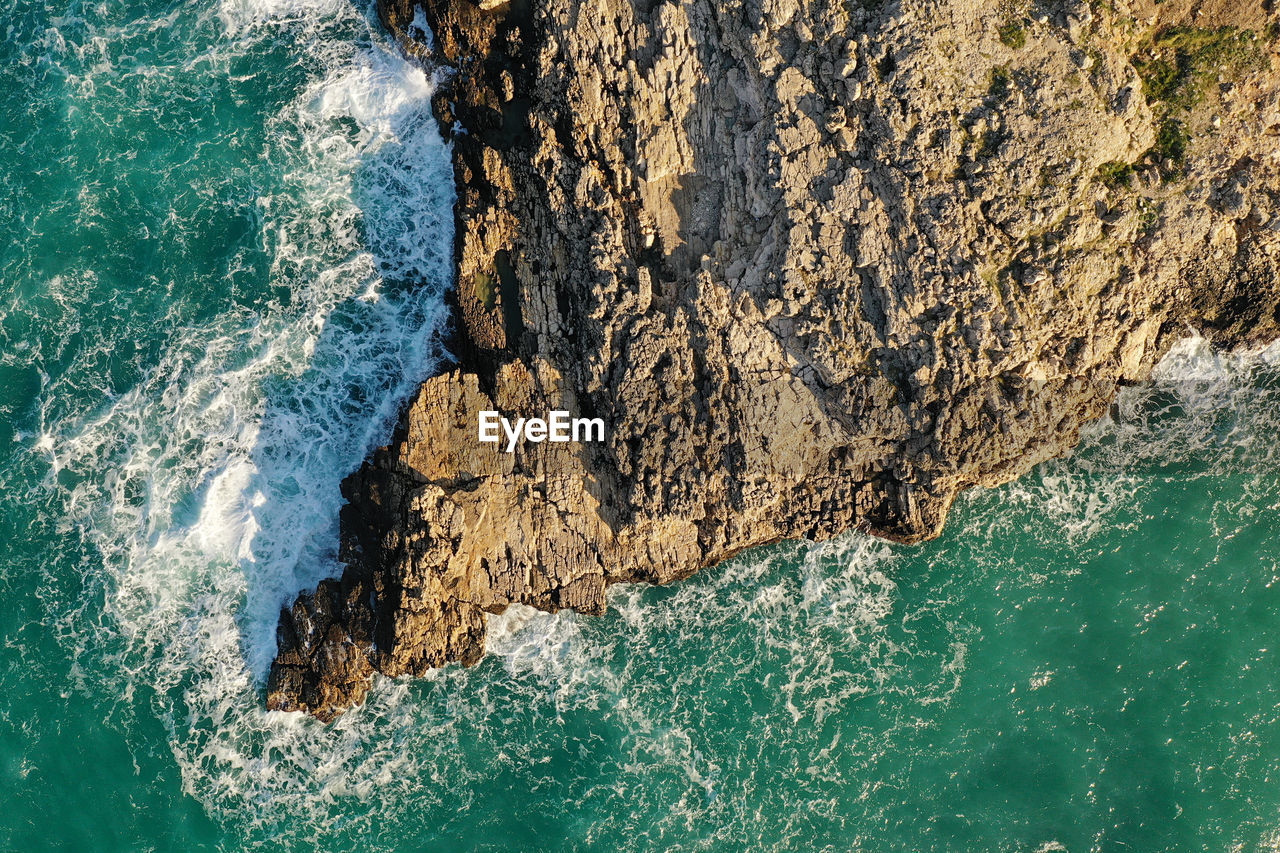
[998,21,1026,50]
[988,65,1013,101]
[1129,26,1262,183]
[1132,26,1263,110]
[1150,118,1189,181]
[1095,160,1135,189]
[473,272,496,310]
[1137,197,1164,239]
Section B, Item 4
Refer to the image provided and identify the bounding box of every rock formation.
[267,0,1280,719]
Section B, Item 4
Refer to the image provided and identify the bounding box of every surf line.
[478,410,605,453]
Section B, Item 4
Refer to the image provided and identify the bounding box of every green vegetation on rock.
[1133,26,1262,110]
[473,271,496,309]
[1096,160,1135,189]
[1151,118,1190,181]
[998,21,1026,50]
[988,65,1012,100]
[1129,26,1262,182]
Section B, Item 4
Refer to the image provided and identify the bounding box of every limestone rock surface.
[268,0,1280,719]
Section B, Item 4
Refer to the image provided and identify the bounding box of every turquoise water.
[4,2,1280,851]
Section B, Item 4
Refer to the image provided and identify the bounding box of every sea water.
[3,2,1280,850]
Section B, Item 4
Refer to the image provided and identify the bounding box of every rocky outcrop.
[267,0,1280,719]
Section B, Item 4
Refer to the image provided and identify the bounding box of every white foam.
[20,0,459,830]
[1153,333,1280,384]
[218,0,355,36]
[192,460,261,563]
[409,7,436,53]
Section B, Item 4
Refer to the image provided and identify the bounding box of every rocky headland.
[268,0,1280,720]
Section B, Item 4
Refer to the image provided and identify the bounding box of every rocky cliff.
[267,0,1280,720]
